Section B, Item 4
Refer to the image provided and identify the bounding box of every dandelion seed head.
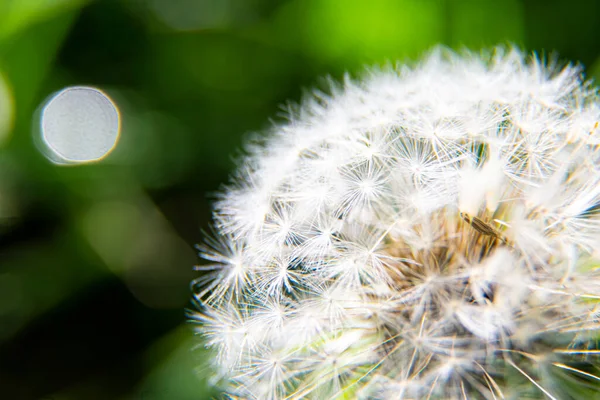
[192,47,600,399]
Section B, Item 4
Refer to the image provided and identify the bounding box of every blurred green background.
[0,0,598,399]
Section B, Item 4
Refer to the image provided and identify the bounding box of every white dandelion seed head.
[192,47,600,399]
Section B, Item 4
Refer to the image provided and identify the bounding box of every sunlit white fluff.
[192,47,600,399]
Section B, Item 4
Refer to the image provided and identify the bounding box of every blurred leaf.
[80,195,196,309]
[275,0,446,67]
[0,69,14,145]
[0,0,87,41]
[0,9,78,122]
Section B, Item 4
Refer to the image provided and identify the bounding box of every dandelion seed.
[191,47,600,399]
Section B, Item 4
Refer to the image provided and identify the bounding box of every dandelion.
[191,47,600,399]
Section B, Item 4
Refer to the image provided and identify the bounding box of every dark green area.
[0,1,597,399]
